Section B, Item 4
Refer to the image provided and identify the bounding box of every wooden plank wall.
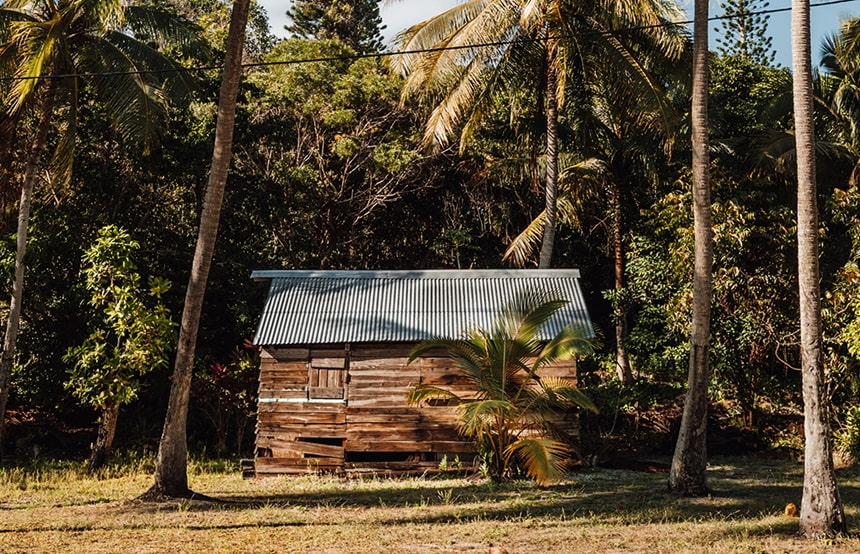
[255,343,579,476]
[255,347,347,475]
[345,344,475,463]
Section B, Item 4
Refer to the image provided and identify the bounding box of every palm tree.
[791,0,847,537]
[0,0,202,454]
[143,0,251,499]
[407,292,596,486]
[816,19,860,185]
[389,0,684,268]
[503,76,677,385]
[668,0,712,496]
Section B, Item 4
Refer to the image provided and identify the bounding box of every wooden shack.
[250,269,594,476]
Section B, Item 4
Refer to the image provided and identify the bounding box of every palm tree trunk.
[792,0,847,537]
[611,182,633,385]
[668,0,712,497]
[539,35,559,270]
[144,0,251,499]
[88,403,120,471]
[0,91,54,457]
[0,112,20,213]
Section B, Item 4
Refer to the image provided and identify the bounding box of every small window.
[308,357,345,400]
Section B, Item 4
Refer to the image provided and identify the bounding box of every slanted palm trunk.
[144,0,251,498]
[89,403,120,471]
[668,0,712,496]
[792,0,847,537]
[611,182,633,385]
[539,35,559,270]
[0,89,54,456]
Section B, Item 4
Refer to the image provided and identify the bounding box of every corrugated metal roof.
[251,270,594,345]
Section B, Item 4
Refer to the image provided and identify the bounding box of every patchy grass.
[1,456,860,552]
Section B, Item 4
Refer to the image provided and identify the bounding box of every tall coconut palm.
[791,0,847,537]
[389,0,684,268]
[144,0,251,499]
[668,0,712,496]
[503,74,677,385]
[0,0,203,454]
[407,292,596,485]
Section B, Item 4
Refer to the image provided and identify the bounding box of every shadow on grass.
[6,457,860,539]
[112,459,838,525]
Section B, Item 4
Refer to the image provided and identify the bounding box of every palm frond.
[8,10,65,112]
[407,384,461,406]
[49,75,77,188]
[84,34,167,153]
[537,376,598,413]
[123,4,211,64]
[537,323,595,365]
[104,29,197,103]
[391,0,502,76]
[506,436,570,486]
[503,209,545,266]
[409,337,488,387]
[460,398,516,436]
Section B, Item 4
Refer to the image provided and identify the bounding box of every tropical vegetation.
[0,0,860,540]
[406,293,596,485]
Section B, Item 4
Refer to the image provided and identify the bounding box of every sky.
[256,0,860,69]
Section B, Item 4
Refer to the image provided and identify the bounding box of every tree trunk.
[0,91,54,457]
[0,112,20,214]
[792,0,847,537]
[668,0,712,497]
[611,182,633,385]
[89,403,120,471]
[144,0,251,499]
[538,34,559,270]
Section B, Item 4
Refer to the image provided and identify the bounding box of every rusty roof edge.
[250,269,582,281]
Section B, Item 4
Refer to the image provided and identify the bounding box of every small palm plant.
[407,292,597,486]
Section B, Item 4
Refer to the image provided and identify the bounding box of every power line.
[0,0,856,83]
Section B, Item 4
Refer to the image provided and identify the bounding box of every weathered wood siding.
[255,343,578,475]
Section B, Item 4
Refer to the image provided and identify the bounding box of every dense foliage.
[2,0,860,462]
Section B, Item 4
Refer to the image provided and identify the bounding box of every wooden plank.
[265,347,310,360]
[265,424,345,437]
[264,361,308,371]
[274,440,344,458]
[347,397,411,408]
[328,369,345,387]
[310,357,345,369]
[258,389,307,400]
[259,401,344,413]
[413,356,457,369]
[309,386,344,399]
[344,440,473,453]
[419,368,472,385]
[309,348,347,358]
[346,413,421,424]
[348,357,410,370]
[346,407,421,417]
[258,382,306,391]
[260,365,307,374]
[350,346,413,358]
[259,379,307,389]
[346,429,430,442]
[347,370,418,378]
[254,458,343,473]
[258,436,340,448]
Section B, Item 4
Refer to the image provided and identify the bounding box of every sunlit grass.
[1,456,859,552]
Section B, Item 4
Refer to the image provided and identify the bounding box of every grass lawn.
[2,456,860,553]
